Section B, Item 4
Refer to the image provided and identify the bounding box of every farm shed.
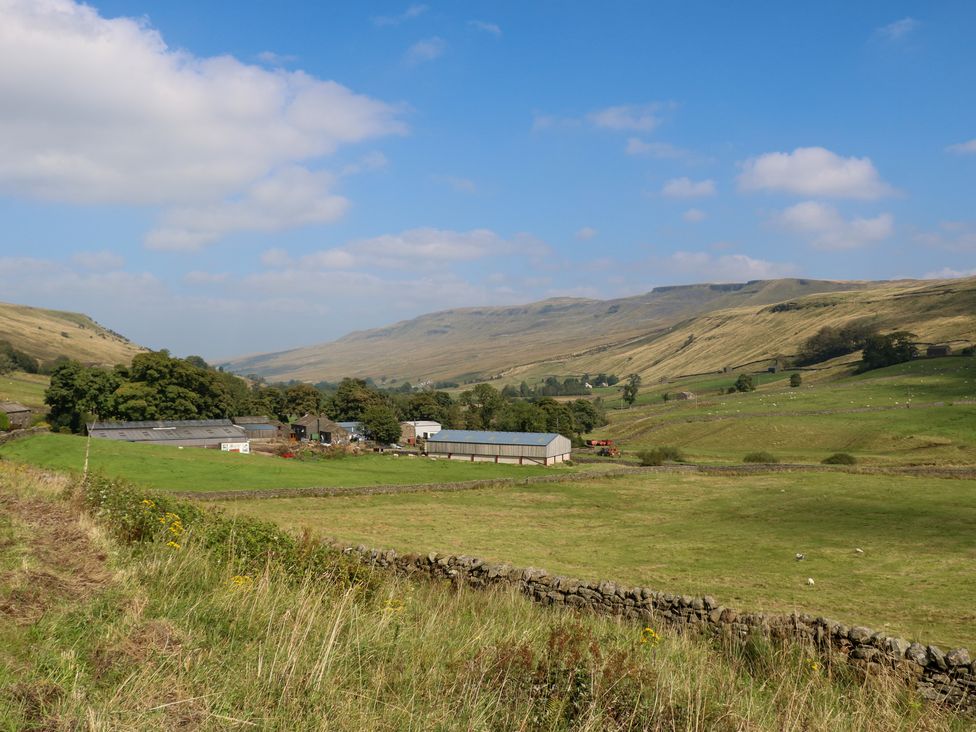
[87,419,249,451]
[233,416,286,440]
[426,430,571,466]
[337,421,365,440]
[400,420,442,445]
[0,401,32,429]
[926,344,951,357]
[291,415,349,444]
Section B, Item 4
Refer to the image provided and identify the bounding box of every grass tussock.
[636,446,685,466]
[743,451,779,464]
[0,464,971,731]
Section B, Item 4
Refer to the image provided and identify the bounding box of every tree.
[470,384,503,428]
[732,373,755,392]
[331,378,383,420]
[858,332,917,372]
[796,321,878,366]
[789,373,802,388]
[44,360,121,432]
[361,404,402,444]
[570,399,605,434]
[284,383,322,418]
[622,374,641,407]
[496,401,547,433]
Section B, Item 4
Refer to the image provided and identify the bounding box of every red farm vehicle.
[585,439,620,457]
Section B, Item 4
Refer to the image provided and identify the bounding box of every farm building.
[337,421,365,440]
[87,419,249,452]
[400,420,442,445]
[0,401,32,429]
[233,416,286,440]
[426,430,572,466]
[926,344,952,357]
[291,414,349,444]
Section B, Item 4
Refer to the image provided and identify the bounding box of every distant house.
[291,414,349,444]
[400,420,442,445]
[232,416,286,440]
[0,402,32,430]
[426,430,571,466]
[926,344,952,358]
[337,421,365,441]
[88,419,249,452]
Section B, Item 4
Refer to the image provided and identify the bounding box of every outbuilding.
[291,414,349,444]
[926,344,951,358]
[425,430,571,466]
[88,419,249,451]
[0,401,32,429]
[233,416,286,440]
[400,420,442,445]
[337,421,365,441]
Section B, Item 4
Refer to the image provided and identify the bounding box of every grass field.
[594,358,976,464]
[218,471,976,649]
[0,371,49,413]
[0,433,557,492]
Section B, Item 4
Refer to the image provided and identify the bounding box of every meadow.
[1,461,970,731]
[0,371,49,411]
[218,470,976,650]
[0,433,556,492]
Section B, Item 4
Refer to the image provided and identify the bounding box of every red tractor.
[586,439,620,457]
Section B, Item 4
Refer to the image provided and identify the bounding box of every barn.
[425,430,572,466]
[233,416,286,440]
[400,420,442,445]
[291,414,349,444]
[88,419,249,451]
[0,401,32,430]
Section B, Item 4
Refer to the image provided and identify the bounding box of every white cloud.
[682,208,707,222]
[923,267,976,279]
[145,167,348,251]
[260,248,293,268]
[434,175,477,193]
[656,251,797,281]
[0,0,404,245]
[625,138,686,158]
[773,201,894,250]
[405,37,446,64]
[184,270,229,285]
[738,147,894,199]
[947,139,976,155]
[71,250,124,270]
[469,20,502,36]
[914,221,976,252]
[877,18,918,41]
[661,177,716,198]
[373,4,428,27]
[575,227,598,240]
[588,104,662,132]
[256,50,297,66]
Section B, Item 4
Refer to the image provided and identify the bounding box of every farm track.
[174,460,976,502]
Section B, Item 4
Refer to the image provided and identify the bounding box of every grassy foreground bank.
[0,464,970,730]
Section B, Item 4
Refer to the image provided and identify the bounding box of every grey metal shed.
[425,430,571,466]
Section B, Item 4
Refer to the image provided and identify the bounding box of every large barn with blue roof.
[425,430,572,466]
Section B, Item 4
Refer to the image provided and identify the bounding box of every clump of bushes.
[822,452,857,465]
[727,373,755,393]
[637,446,684,466]
[742,451,778,464]
[789,373,802,388]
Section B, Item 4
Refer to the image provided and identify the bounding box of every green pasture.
[0,371,49,412]
[0,433,557,492]
[220,470,976,649]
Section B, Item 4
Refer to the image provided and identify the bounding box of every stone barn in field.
[291,414,349,444]
[0,402,32,429]
[400,420,442,445]
[926,344,951,358]
[425,430,572,466]
[87,419,249,451]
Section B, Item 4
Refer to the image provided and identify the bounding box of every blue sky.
[1,1,974,359]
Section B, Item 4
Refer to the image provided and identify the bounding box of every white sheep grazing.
[806,578,815,586]
[795,553,806,561]
[854,548,864,554]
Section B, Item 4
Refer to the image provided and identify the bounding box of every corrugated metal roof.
[428,430,562,446]
[337,421,363,431]
[0,402,31,413]
[90,419,234,430]
[233,416,277,425]
[90,424,246,442]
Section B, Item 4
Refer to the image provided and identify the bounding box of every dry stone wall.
[337,543,975,711]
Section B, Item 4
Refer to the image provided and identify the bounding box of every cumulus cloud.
[372,4,428,27]
[947,139,976,155]
[0,0,404,246]
[661,177,716,198]
[469,20,502,36]
[923,267,976,280]
[738,147,894,199]
[682,208,707,222]
[405,37,446,64]
[773,201,894,249]
[588,104,662,132]
[876,18,918,41]
[575,227,598,240]
[71,250,125,270]
[655,251,797,282]
[145,168,349,251]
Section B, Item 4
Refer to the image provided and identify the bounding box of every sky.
[0,0,974,359]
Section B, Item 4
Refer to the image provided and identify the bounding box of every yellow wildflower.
[229,575,254,590]
[166,541,181,550]
[640,627,661,647]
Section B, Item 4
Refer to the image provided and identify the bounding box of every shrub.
[743,452,778,464]
[789,373,802,388]
[0,411,9,431]
[822,452,857,465]
[732,374,755,393]
[637,446,684,466]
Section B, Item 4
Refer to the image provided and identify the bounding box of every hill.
[221,277,976,385]
[0,300,143,367]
